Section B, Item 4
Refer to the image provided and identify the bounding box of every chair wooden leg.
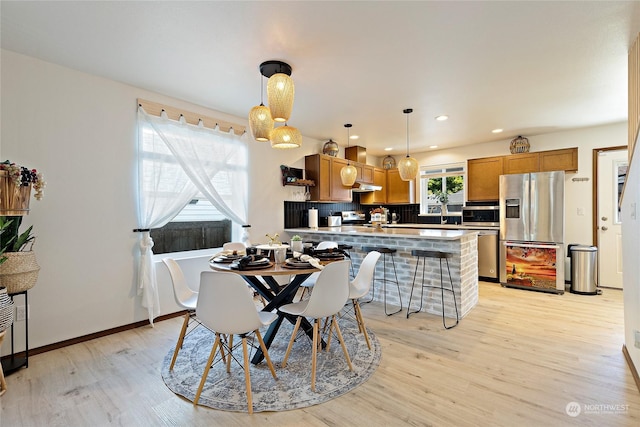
[352,300,364,333]
[325,317,334,352]
[282,316,302,368]
[333,316,353,371]
[194,333,221,406]
[311,319,319,392]
[354,300,372,350]
[0,331,7,396]
[255,329,277,380]
[226,334,234,373]
[242,337,253,414]
[170,311,191,370]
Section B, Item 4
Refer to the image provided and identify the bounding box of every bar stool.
[338,244,355,278]
[362,246,402,316]
[406,249,459,329]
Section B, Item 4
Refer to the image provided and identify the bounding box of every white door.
[597,149,627,289]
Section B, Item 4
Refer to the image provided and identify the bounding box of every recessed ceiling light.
[350,135,359,140]
[435,115,448,121]
[384,147,393,151]
[429,145,438,149]
[492,128,503,133]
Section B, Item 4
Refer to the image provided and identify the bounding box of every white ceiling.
[2,1,640,156]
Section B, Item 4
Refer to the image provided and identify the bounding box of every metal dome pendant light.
[340,123,358,186]
[397,108,419,181]
[271,123,302,149]
[262,61,294,122]
[248,74,274,142]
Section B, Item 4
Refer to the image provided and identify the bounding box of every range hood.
[352,182,383,192]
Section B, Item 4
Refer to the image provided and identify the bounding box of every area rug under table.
[161,318,381,412]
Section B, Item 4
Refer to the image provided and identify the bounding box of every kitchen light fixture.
[271,123,302,149]
[262,60,294,122]
[492,128,503,134]
[340,123,358,186]
[435,115,449,121]
[248,74,274,142]
[397,108,419,181]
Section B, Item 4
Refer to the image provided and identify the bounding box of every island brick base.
[293,232,478,319]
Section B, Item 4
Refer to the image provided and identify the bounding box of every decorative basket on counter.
[0,286,15,333]
[0,251,41,295]
[509,135,530,154]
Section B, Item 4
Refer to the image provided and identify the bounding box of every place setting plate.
[230,258,273,270]
[282,258,313,269]
[211,254,244,264]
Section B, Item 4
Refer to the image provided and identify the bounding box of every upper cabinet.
[467,147,578,201]
[305,154,352,202]
[467,156,504,201]
[539,148,578,172]
[354,163,374,184]
[386,169,415,204]
[503,152,539,174]
[360,167,387,204]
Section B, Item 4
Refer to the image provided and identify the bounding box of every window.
[419,163,465,215]
[138,106,248,255]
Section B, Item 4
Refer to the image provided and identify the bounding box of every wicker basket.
[0,251,40,294]
[509,135,530,154]
[0,286,14,332]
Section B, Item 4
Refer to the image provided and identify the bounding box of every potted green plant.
[291,234,303,252]
[0,161,45,294]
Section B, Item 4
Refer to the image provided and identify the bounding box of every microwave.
[462,206,500,226]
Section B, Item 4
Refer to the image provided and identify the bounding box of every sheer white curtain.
[136,107,248,324]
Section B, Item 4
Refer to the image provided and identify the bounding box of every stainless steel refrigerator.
[499,171,565,293]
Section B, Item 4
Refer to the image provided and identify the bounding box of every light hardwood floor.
[0,282,638,426]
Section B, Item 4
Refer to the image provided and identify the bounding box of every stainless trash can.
[568,244,598,295]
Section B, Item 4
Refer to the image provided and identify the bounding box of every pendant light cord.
[404,108,413,158]
[344,123,352,165]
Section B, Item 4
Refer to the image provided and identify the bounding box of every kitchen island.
[284,226,479,319]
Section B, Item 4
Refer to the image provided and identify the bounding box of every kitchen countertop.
[378,223,499,231]
[285,225,479,240]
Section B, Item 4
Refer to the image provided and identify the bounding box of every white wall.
[1,49,637,373]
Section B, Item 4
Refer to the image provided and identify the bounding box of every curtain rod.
[137,99,246,136]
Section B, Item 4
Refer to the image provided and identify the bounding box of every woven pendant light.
[398,108,419,181]
[271,124,302,149]
[340,124,358,186]
[248,75,274,142]
[267,72,294,122]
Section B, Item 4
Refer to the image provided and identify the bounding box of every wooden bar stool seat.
[406,249,459,329]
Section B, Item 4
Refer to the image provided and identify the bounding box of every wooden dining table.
[209,260,321,364]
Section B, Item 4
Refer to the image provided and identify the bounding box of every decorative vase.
[0,286,14,333]
[0,170,32,216]
[0,251,41,294]
[291,240,303,253]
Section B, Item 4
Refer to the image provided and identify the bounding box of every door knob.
[601,226,608,231]
[601,216,608,221]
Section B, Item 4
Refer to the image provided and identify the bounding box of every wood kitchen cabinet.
[503,152,540,174]
[539,148,578,172]
[305,154,352,202]
[467,156,504,201]
[386,168,414,204]
[360,167,387,204]
[353,162,374,184]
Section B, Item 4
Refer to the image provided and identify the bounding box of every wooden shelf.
[283,179,315,187]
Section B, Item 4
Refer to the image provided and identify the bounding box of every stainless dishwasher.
[477,229,499,280]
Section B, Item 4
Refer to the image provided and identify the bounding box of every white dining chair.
[193,271,278,414]
[279,260,352,392]
[298,241,338,300]
[162,258,200,371]
[347,251,381,350]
